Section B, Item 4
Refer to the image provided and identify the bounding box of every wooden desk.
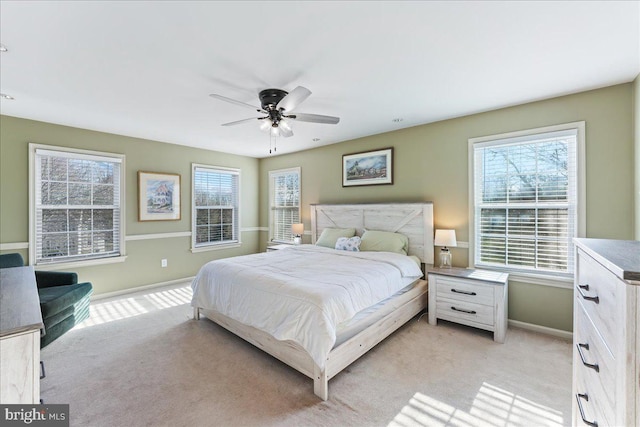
[0,266,44,404]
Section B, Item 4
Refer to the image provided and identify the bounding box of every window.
[192,164,240,250]
[469,122,585,280]
[269,167,300,243]
[31,145,125,265]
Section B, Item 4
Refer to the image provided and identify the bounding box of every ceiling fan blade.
[289,113,340,124]
[277,86,312,112]
[209,94,263,112]
[221,117,260,126]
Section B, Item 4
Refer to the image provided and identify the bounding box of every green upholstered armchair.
[0,253,93,348]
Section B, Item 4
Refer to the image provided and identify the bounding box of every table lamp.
[292,223,304,245]
[434,229,457,268]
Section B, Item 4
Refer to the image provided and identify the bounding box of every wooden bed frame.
[193,202,434,400]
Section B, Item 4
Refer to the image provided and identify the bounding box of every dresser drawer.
[574,298,615,417]
[575,250,619,354]
[436,298,494,326]
[574,364,614,427]
[435,277,494,306]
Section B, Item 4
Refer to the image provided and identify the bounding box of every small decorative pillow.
[335,236,361,252]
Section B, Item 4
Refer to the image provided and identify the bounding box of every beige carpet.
[41,283,572,427]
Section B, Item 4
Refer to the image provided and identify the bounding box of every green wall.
[1,83,635,332]
[259,83,636,332]
[0,116,260,295]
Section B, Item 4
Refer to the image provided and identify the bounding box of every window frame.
[28,143,126,269]
[190,163,241,252]
[268,167,301,244]
[468,122,586,288]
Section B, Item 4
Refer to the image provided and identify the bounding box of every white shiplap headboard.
[310,203,434,265]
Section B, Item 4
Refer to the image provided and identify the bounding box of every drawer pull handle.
[576,343,600,372]
[451,289,477,296]
[577,284,600,304]
[575,393,598,427]
[451,306,476,315]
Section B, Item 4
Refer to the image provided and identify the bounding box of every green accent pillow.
[315,228,356,248]
[360,230,409,255]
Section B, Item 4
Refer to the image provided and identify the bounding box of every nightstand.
[427,267,508,343]
[266,244,292,252]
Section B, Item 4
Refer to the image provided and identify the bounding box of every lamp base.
[439,248,452,268]
[293,236,302,245]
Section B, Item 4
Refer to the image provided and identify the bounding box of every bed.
[192,202,434,400]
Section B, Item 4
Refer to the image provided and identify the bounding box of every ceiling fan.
[209,86,340,138]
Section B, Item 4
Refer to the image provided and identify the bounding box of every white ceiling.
[1,1,638,158]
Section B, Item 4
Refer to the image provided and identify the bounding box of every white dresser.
[572,238,639,427]
[0,266,43,404]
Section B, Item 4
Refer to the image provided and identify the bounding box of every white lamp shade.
[434,229,457,247]
[291,223,304,236]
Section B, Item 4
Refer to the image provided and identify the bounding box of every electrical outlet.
[161,259,167,268]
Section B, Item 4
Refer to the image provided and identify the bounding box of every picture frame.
[138,171,181,221]
[342,147,393,187]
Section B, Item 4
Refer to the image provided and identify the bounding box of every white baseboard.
[91,276,195,301]
[508,319,573,340]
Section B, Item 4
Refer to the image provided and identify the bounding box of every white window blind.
[192,165,240,248]
[34,148,123,264]
[472,127,581,277]
[269,168,300,243]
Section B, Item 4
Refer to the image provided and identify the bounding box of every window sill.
[34,255,127,271]
[473,266,573,289]
[508,272,573,289]
[191,242,241,253]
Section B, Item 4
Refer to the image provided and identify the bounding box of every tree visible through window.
[269,168,300,243]
[471,124,583,277]
[192,165,240,248]
[32,147,124,264]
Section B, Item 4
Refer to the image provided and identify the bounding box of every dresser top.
[0,266,44,338]
[574,238,640,283]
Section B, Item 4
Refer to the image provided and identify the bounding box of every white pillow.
[335,236,361,252]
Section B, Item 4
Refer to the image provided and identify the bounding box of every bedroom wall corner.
[0,115,260,295]
[257,83,635,333]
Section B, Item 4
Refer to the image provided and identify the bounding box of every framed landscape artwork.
[342,147,393,187]
[138,171,181,221]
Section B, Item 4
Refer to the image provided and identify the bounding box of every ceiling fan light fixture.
[279,119,292,133]
[270,126,280,137]
[259,119,272,132]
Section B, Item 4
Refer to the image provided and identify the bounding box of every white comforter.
[191,245,422,369]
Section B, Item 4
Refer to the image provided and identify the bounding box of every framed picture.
[342,147,393,187]
[138,171,181,221]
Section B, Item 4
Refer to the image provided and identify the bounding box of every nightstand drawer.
[436,298,494,326]
[435,277,494,306]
